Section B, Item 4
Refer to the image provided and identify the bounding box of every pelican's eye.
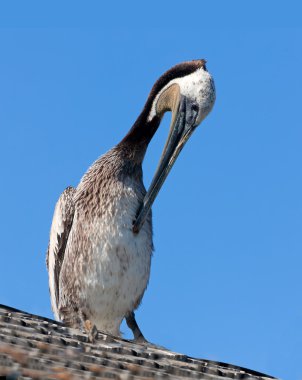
[191,104,199,113]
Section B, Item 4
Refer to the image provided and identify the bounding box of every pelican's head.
[133,59,216,233]
[149,59,215,128]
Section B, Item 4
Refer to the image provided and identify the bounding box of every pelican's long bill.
[133,95,200,234]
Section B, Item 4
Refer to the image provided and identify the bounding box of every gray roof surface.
[0,304,277,380]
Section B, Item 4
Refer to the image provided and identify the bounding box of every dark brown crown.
[148,59,207,103]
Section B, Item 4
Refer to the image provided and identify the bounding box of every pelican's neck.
[117,94,161,163]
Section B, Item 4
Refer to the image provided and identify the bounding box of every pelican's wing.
[46,186,76,319]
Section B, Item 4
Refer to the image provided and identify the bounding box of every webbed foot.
[84,319,98,343]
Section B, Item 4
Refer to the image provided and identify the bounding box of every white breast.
[77,179,153,335]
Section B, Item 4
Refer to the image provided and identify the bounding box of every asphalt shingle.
[0,305,277,380]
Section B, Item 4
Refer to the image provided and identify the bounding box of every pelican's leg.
[83,319,98,343]
[126,311,147,343]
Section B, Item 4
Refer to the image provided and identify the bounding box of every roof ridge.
[0,304,277,380]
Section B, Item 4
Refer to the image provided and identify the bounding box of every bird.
[46,59,216,343]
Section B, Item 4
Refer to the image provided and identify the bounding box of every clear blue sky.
[0,2,301,379]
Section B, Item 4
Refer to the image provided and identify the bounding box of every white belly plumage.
[61,181,153,336]
[82,221,152,336]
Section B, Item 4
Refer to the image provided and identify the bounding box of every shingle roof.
[0,304,277,380]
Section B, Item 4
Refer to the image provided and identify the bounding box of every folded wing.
[46,186,76,320]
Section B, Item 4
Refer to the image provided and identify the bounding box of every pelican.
[46,59,215,342]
